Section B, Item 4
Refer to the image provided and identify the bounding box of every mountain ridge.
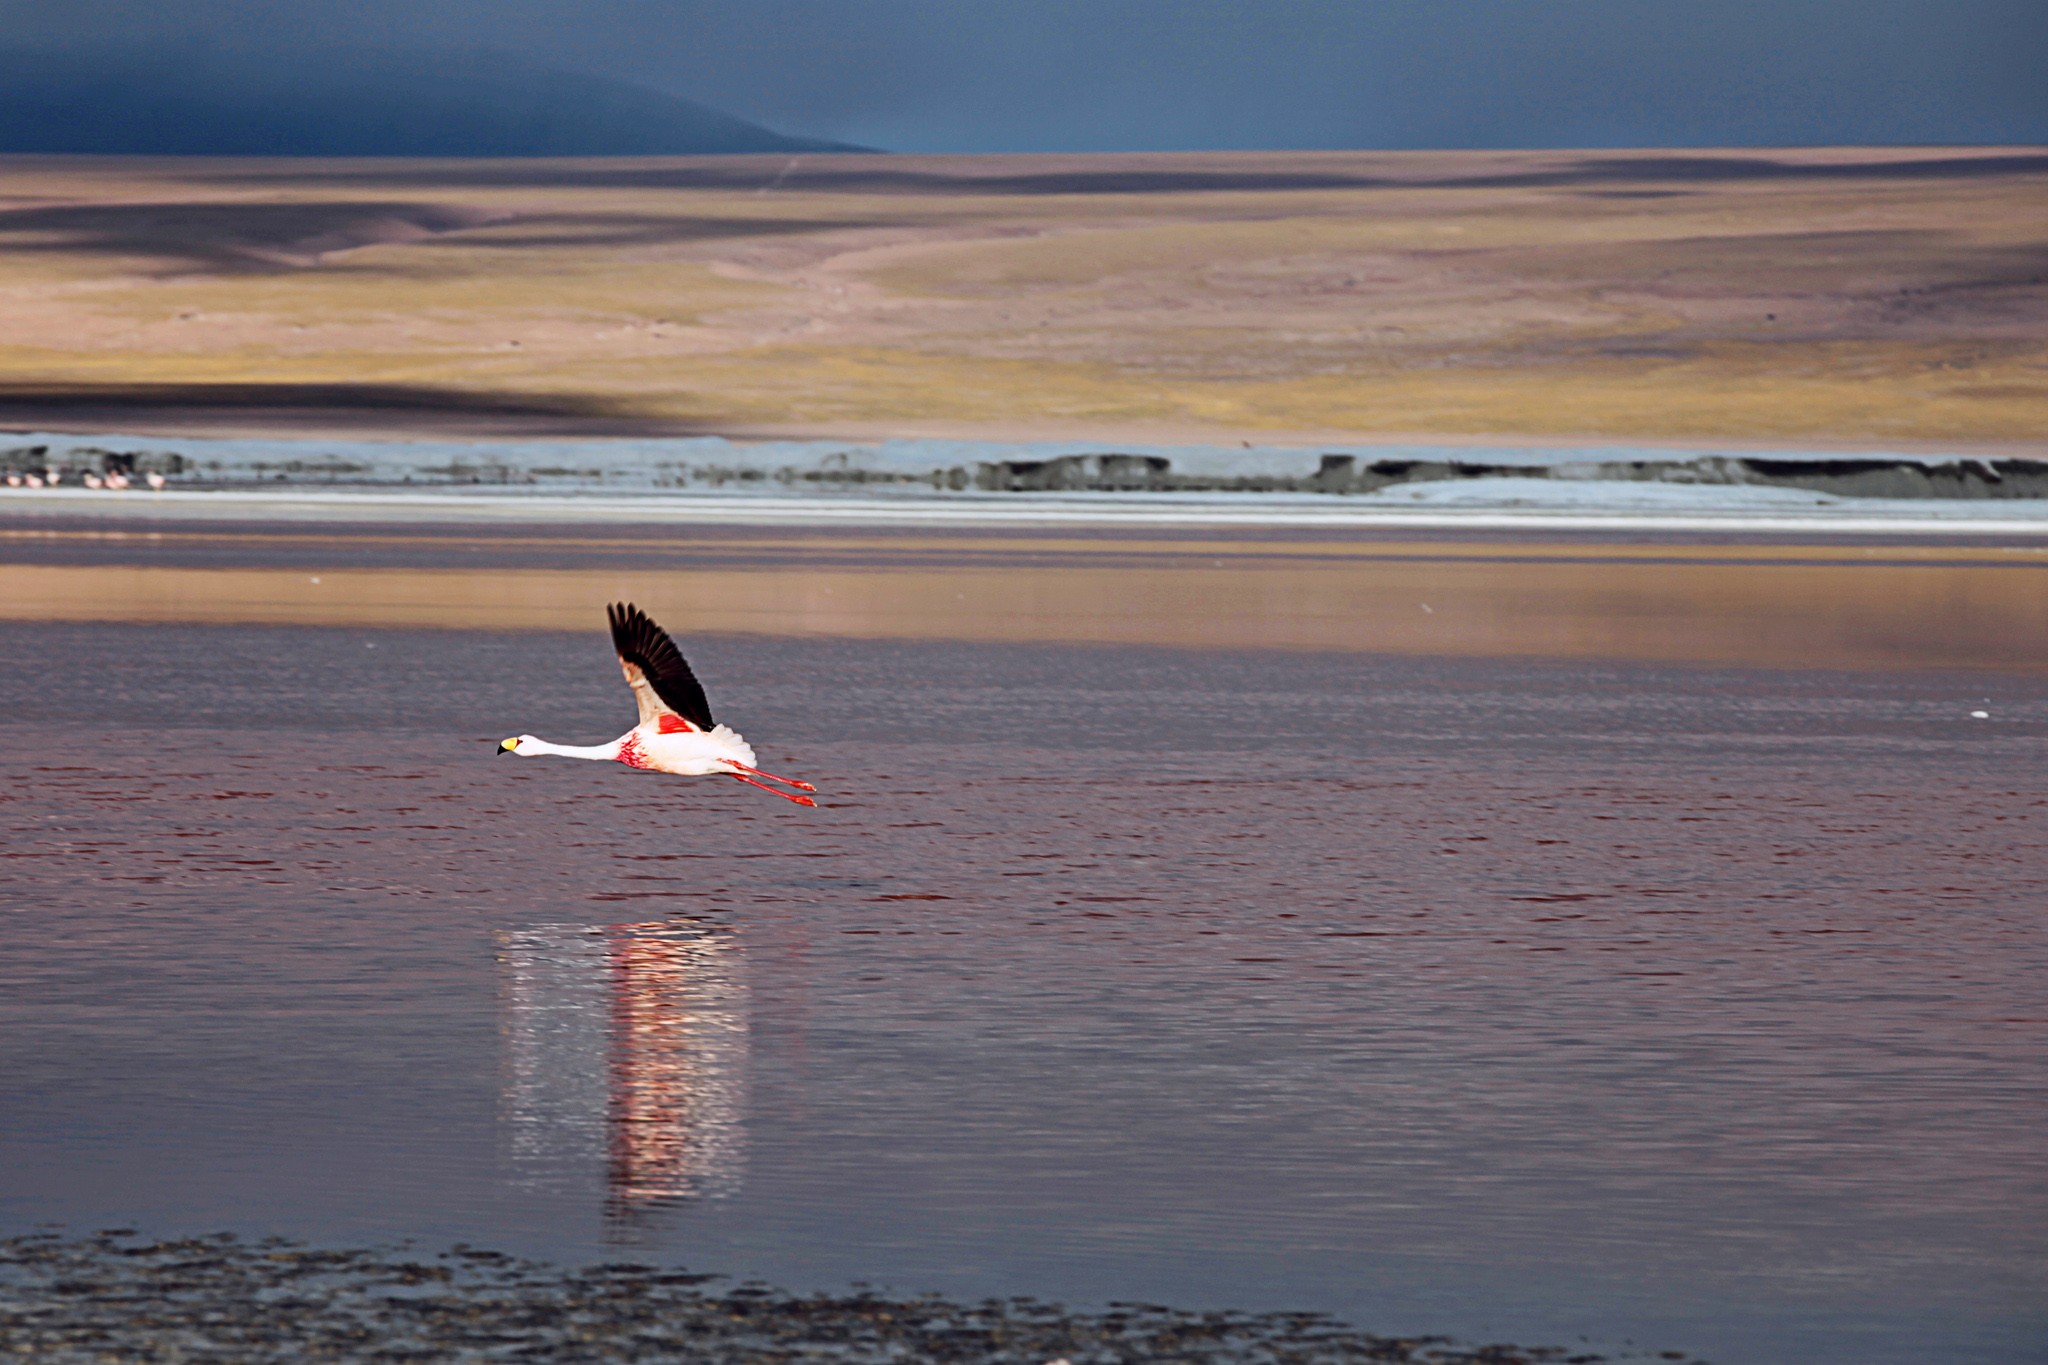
[0,47,863,157]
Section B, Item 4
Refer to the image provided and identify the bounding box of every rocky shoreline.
[5,433,2047,502]
[0,1231,1680,1365]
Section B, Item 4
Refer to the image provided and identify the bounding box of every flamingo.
[146,472,167,491]
[499,602,816,807]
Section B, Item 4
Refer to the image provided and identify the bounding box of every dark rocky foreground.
[0,1233,1679,1365]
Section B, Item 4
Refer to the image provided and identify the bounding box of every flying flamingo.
[499,602,816,806]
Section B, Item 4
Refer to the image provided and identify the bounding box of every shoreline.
[0,1229,1677,1365]
[7,487,2048,537]
[7,416,2046,460]
[7,430,2048,534]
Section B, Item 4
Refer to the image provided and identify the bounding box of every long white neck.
[520,736,624,761]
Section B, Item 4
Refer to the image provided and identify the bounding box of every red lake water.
[1,522,2044,1364]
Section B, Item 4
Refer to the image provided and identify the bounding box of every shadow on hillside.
[0,198,890,272]
[181,150,2048,198]
[0,381,702,437]
[0,201,487,271]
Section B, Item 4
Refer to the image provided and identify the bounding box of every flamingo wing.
[607,602,715,732]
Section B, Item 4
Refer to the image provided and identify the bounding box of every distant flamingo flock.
[4,467,169,490]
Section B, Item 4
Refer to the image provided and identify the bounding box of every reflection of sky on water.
[10,531,2048,674]
[501,923,747,1226]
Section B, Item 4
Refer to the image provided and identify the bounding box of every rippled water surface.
[2,530,2046,1365]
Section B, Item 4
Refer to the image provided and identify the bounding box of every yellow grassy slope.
[0,148,2043,444]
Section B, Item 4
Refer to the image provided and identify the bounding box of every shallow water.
[7,521,2048,671]
[2,533,2046,1365]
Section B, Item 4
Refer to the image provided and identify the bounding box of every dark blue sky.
[3,0,2043,152]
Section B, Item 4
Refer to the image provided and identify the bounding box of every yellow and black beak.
[497,737,519,755]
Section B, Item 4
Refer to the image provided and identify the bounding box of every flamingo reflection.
[502,922,747,1228]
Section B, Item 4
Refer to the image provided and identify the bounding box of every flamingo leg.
[730,772,817,807]
[725,760,816,792]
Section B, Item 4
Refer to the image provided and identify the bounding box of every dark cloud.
[1,0,2041,152]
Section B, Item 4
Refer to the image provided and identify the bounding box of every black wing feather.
[607,602,715,731]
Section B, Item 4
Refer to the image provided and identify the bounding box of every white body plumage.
[507,722,757,776]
